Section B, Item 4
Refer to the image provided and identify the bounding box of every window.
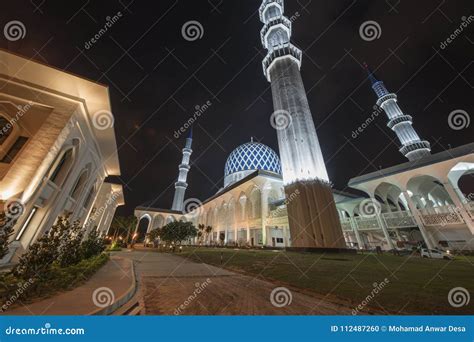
[70,170,89,200]
[0,116,13,145]
[16,206,38,241]
[49,148,73,185]
[276,238,284,243]
[83,186,95,209]
[0,136,28,163]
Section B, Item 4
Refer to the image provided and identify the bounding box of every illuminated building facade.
[0,50,124,264]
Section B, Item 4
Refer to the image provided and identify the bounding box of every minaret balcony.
[376,93,397,107]
[387,115,413,130]
[179,164,191,171]
[182,147,193,154]
[261,16,292,49]
[175,181,188,188]
[399,140,431,157]
[259,0,284,23]
[262,42,302,81]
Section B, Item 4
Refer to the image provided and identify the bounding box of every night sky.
[1,0,472,215]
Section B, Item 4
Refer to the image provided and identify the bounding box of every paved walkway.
[116,250,352,315]
[3,256,134,315]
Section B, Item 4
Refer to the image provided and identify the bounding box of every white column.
[261,186,271,246]
[349,216,364,249]
[371,196,395,250]
[240,196,250,243]
[402,191,435,249]
[443,181,474,235]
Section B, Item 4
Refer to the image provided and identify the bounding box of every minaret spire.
[259,0,346,248]
[171,128,193,211]
[364,63,431,161]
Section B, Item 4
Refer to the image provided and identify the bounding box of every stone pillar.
[402,191,435,249]
[443,181,474,235]
[285,180,346,248]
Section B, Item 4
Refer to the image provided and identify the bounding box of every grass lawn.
[180,248,474,315]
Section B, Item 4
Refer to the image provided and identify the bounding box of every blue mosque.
[134,0,474,252]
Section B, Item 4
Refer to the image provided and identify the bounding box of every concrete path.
[115,250,352,315]
[3,256,134,315]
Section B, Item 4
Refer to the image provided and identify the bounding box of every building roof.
[348,142,474,187]
[0,49,121,177]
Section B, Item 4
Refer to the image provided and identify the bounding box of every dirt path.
[116,250,352,315]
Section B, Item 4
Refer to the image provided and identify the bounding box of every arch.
[136,214,151,243]
[70,163,92,200]
[249,187,261,219]
[165,215,176,224]
[153,214,165,229]
[407,175,452,209]
[48,139,80,187]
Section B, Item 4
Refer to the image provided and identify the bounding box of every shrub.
[80,229,106,259]
[0,212,15,260]
[57,219,84,267]
[12,216,69,280]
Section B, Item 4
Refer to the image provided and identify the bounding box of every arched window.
[0,115,13,145]
[49,148,74,186]
[82,185,96,209]
[70,169,89,200]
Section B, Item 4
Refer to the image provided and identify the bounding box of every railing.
[340,218,352,232]
[354,216,380,230]
[382,211,416,228]
[465,202,474,219]
[419,205,464,226]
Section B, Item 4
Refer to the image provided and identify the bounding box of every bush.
[0,254,109,307]
[57,219,84,267]
[12,216,69,280]
[0,212,15,260]
[80,229,106,259]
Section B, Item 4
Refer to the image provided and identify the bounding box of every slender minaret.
[171,128,193,211]
[259,0,346,248]
[365,64,431,161]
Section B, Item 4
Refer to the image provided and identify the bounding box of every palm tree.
[205,225,213,245]
[110,216,137,245]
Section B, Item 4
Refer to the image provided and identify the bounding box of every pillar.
[402,191,435,249]
[371,196,395,250]
[349,215,364,249]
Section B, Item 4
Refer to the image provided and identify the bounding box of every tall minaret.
[365,65,431,161]
[171,128,193,211]
[259,0,346,248]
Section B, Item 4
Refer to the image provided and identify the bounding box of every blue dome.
[224,142,282,177]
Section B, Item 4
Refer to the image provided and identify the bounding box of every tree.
[109,215,137,243]
[146,228,161,243]
[197,224,205,244]
[160,221,197,246]
[205,225,213,244]
[0,212,15,260]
